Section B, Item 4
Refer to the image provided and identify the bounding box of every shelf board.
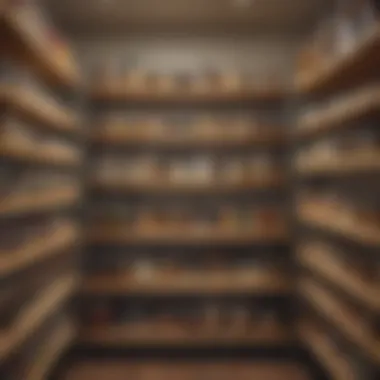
[0,223,79,277]
[25,320,75,380]
[296,151,380,176]
[79,323,291,347]
[298,321,354,380]
[295,25,380,95]
[91,131,285,148]
[296,86,380,139]
[88,226,288,246]
[297,242,380,311]
[0,4,80,88]
[62,361,311,380]
[0,187,80,217]
[298,205,380,246]
[91,85,286,103]
[81,270,290,296]
[0,86,80,135]
[0,274,77,362]
[91,177,285,195]
[299,278,380,364]
[0,139,80,167]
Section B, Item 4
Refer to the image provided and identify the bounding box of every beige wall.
[74,34,301,87]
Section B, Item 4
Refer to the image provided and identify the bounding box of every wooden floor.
[62,361,311,380]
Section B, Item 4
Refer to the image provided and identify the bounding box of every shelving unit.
[90,85,285,103]
[299,277,380,363]
[88,226,288,245]
[79,322,292,347]
[0,2,80,88]
[297,200,380,246]
[62,361,310,380]
[0,1,82,379]
[8,1,380,379]
[0,187,80,216]
[295,9,380,380]
[92,131,284,149]
[294,86,380,140]
[295,24,380,95]
[1,275,77,362]
[0,85,80,134]
[80,268,291,295]
[298,320,355,380]
[81,68,294,364]
[0,221,78,277]
[297,242,380,311]
[91,179,285,195]
[24,319,76,380]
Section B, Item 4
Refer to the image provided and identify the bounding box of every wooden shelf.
[88,226,288,246]
[296,150,380,176]
[298,321,354,380]
[62,361,311,380]
[1,4,80,88]
[297,242,380,311]
[0,187,80,217]
[296,86,380,139]
[0,274,77,362]
[91,177,285,194]
[0,86,79,135]
[25,320,75,380]
[91,85,286,103]
[0,223,79,277]
[0,139,80,167]
[298,205,380,246]
[91,131,285,148]
[299,278,380,363]
[81,270,290,296]
[79,322,291,347]
[295,25,380,95]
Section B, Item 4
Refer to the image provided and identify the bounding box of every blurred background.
[0,0,379,379]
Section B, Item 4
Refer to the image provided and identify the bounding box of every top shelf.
[1,4,80,89]
[295,25,380,96]
[91,85,287,104]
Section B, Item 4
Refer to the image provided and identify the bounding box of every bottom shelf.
[79,322,292,347]
[62,361,310,380]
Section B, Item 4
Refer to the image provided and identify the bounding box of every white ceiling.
[45,0,332,36]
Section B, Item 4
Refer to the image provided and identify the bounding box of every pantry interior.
[0,0,380,379]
